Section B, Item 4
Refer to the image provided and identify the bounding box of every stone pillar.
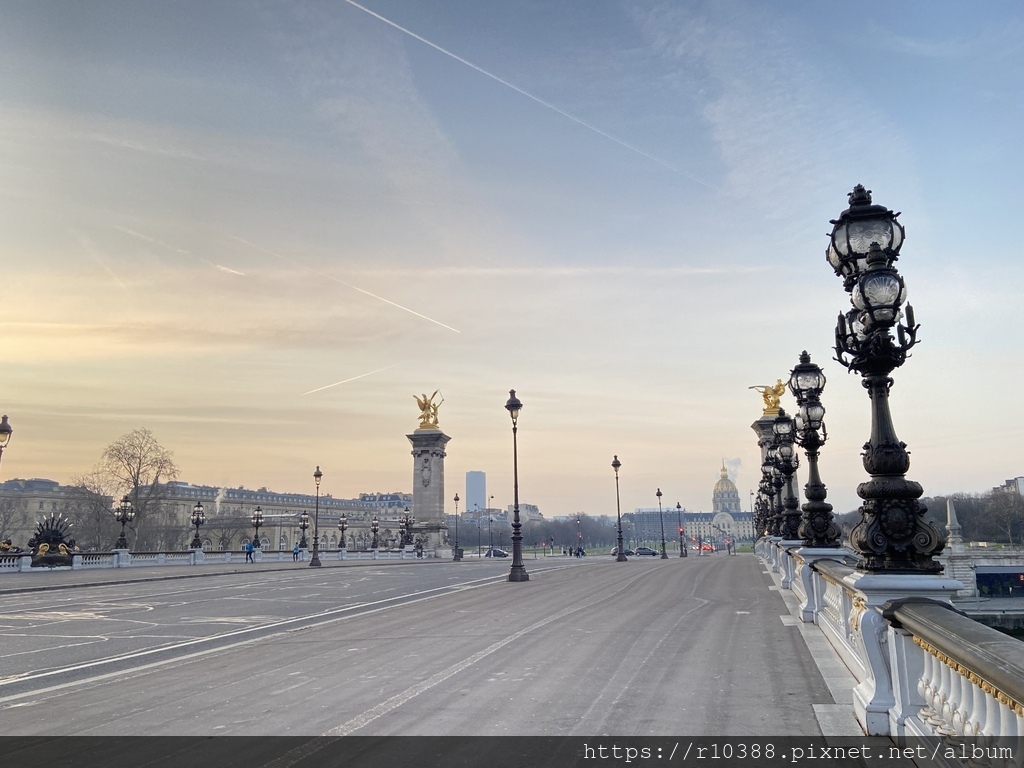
[407,429,452,558]
[943,498,976,598]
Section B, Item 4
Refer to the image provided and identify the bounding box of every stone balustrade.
[764,536,1024,748]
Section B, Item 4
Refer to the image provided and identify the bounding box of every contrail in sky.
[227,234,461,333]
[342,0,713,189]
[301,365,395,396]
[116,225,245,275]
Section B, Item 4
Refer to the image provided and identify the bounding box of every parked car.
[633,546,660,556]
[484,548,509,558]
[609,547,635,556]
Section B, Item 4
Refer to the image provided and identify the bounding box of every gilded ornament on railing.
[749,380,786,415]
[414,390,443,430]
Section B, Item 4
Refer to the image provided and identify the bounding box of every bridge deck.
[0,554,861,736]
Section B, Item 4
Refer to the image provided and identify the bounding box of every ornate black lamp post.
[655,488,668,558]
[575,514,582,555]
[189,501,205,549]
[453,494,462,561]
[505,389,529,582]
[337,514,347,551]
[827,185,942,573]
[755,473,773,539]
[771,410,801,540]
[754,458,769,537]
[299,511,310,549]
[0,415,12,468]
[370,515,380,550]
[612,456,627,562]
[310,466,323,567]
[251,506,264,548]
[788,351,842,548]
[114,495,134,550]
[402,507,414,546]
[676,502,687,557]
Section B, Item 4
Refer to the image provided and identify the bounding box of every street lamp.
[505,389,529,582]
[612,456,627,562]
[453,493,462,561]
[299,511,310,549]
[771,410,800,541]
[827,185,942,573]
[0,415,12,468]
[788,351,841,548]
[575,513,582,556]
[371,515,380,550]
[656,488,668,559]
[676,502,687,558]
[189,501,205,549]
[337,514,347,552]
[114,495,134,550]
[251,506,264,548]
[402,506,414,546]
[310,466,323,567]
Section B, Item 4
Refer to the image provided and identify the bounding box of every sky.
[1,0,1022,521]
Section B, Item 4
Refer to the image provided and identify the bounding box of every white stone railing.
[766,537,1024,746]
[888,599,1024,749]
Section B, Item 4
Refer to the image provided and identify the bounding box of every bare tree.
[66,471,118,550]
[0,496,20,542]
[984,491,1024,546]
[99,428,179,550]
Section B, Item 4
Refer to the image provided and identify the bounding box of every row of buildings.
[1,464,755,552]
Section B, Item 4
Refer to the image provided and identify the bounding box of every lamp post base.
[508,565,529,582]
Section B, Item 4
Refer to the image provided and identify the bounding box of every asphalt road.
[0,554,840,737]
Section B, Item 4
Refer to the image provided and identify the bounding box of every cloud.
[634,2,917,216]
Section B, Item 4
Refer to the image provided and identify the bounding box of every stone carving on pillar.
[407,393,451,558]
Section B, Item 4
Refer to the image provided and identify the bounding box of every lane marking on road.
[258,568,665,768]
[325,565,670,737]
[0,573,509,702]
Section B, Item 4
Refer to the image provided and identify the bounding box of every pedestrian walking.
[245,540,254,563]
[292,543,299,561]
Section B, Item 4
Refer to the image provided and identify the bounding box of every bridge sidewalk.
[762,557,865,736]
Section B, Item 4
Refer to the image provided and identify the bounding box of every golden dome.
[713,462,737,494]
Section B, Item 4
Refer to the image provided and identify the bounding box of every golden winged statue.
[749,379,786,415]
[414,390,443,430]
